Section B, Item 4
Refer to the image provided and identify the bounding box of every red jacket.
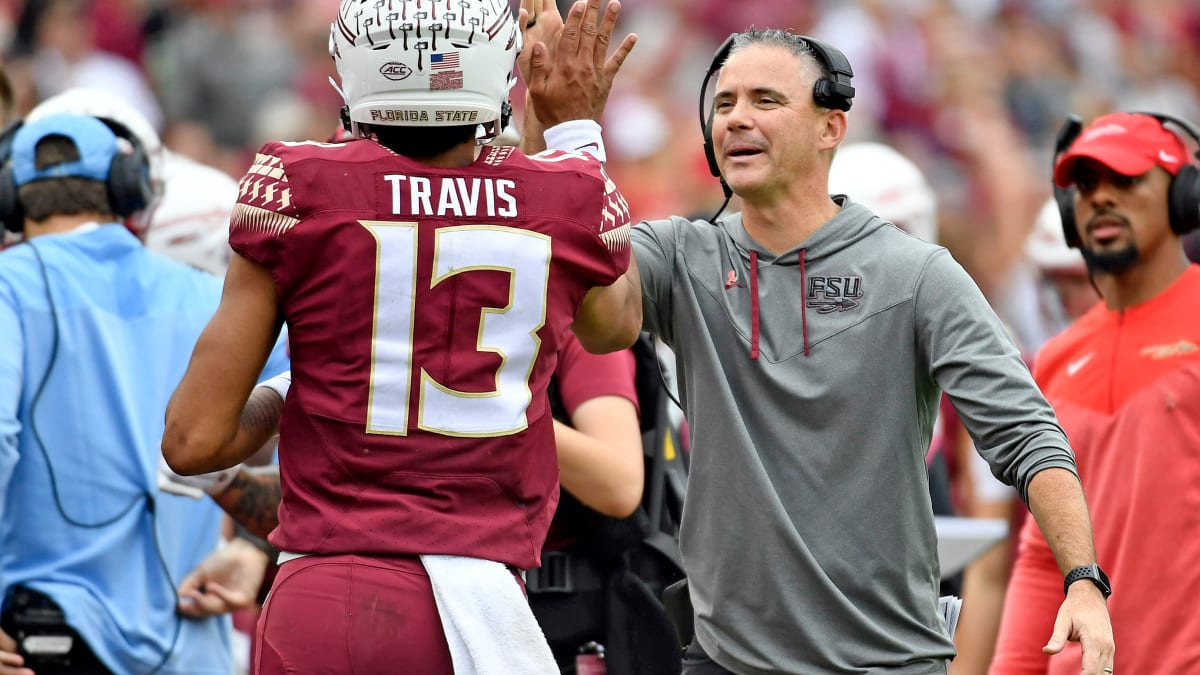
[991,265,1200,674]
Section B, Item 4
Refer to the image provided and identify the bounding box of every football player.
[162,0,640,672]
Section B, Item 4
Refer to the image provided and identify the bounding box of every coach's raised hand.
[525,0,636,127]
[518,0,563,85]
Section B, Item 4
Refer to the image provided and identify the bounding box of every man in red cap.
[991,110,1200,674]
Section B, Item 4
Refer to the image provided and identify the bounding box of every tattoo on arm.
[239,389,284,442]
[216,466,282,540]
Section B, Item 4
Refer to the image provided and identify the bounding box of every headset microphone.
[698,35,736,200]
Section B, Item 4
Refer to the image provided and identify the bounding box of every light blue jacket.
[0,224,288,674]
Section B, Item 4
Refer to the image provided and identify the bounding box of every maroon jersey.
[229,139,631,569]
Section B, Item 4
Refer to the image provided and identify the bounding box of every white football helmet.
[829,142,938,244]
[1025,197,1085,273]
[329,0,520,140]
[141,153,238,275]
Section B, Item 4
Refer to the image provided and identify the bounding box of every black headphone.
[0,117,153,234]
[698,32,855,196]
[1053,111,1200,248]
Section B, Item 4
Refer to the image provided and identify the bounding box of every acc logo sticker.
[379,62,413,81]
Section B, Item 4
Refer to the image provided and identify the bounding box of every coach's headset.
[0,116,153,234]
[1052,111,1200,248]
[697,32,855,212]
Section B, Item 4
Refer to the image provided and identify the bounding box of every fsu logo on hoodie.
[806,275,863,313]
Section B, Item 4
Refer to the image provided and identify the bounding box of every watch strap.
[1063,564,1111,598]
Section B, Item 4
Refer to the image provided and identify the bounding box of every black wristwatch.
[1063,563,1111,599]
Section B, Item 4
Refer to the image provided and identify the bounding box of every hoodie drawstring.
[749,250,760,360]
[748,248,810,359]
[799,248,810,356]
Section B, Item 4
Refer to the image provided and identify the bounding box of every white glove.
[258,371,291,400]
[157,457,240,499]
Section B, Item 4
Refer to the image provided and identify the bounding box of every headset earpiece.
[1130,111,1200,235]
[1170,163,1200,235]
[805,37,855,112]
[96,119,152,219]
[0,164,22,235]
[1052,114,1083,248]
[0,119,25,234]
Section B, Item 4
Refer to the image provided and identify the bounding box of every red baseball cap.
[1053,112,1189,188]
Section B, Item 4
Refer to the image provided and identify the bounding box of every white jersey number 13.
[360,221,550,438]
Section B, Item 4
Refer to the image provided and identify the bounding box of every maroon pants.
[254,554,454,675]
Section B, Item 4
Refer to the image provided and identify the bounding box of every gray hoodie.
[632,199,1076,674]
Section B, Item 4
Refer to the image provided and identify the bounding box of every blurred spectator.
[995,8,1074,149]
[145,0,300,154]
[0,63,14,125]
[22,0,163,129]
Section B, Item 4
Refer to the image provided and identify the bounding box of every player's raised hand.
[526,0,637,127]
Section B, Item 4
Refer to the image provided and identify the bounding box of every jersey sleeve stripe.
[598,185,632,253]
[600,223,631,253]
[231,203,300,237]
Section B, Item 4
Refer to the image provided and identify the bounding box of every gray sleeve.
[913,249,1077,503]
[631,219,678,343]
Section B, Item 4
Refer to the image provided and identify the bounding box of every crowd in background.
[2,0,1198,321]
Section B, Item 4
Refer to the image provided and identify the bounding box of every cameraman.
[0,112,284,674]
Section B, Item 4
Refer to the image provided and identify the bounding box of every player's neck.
[409,142,481,169]
[24,213,111,239]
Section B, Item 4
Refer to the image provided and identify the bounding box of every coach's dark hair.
[17,135,114,222]
[367,124,478,159]
[731,30,829,90]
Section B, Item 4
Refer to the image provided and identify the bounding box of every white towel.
[421,555,558,675]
